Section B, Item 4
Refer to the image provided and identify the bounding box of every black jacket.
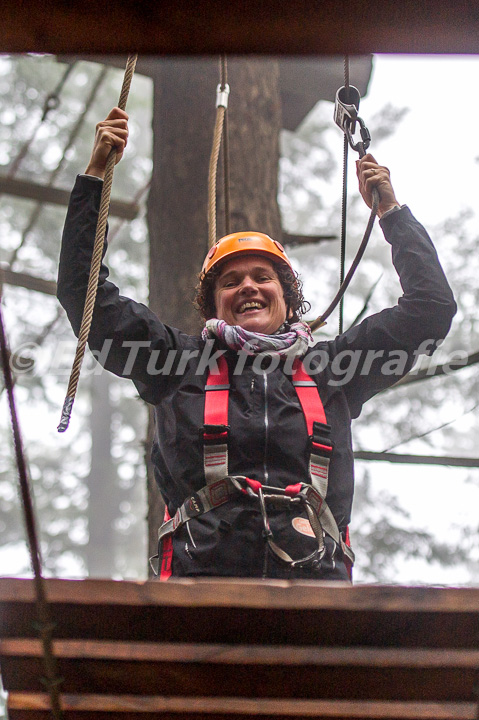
[58,175,456,579]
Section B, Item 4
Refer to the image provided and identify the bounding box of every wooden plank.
[4,0,479,54]
[0,177,139,220]
[3,639,479,668]
[2,577,479,613]
[6,694,479,719]
[1,656,473,701]
[1,579,478,649]
[1,641,476,701]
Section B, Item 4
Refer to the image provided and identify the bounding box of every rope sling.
[57,54,137,432]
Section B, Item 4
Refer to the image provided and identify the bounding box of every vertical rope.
[221,56,231,236]
[338,56,350,335]
[208,106,225,247]
[58,54,137,432]
[0,293,64,719]
[208,56,230,248]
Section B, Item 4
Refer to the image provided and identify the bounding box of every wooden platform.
[1,577,479,719]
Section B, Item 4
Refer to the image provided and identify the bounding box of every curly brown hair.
[194,258,310,323]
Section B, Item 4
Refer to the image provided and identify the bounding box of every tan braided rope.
[207,103,226,248]
[58,54,137,432]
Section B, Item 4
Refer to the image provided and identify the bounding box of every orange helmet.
[201,231,293,275]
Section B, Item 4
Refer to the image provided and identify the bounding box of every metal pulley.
[334,85,371,157]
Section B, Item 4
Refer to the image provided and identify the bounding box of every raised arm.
[57,110,192,403]
[327,156,456,416]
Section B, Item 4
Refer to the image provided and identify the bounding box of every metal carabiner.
[344,116,371,157]
[334,85,372,158]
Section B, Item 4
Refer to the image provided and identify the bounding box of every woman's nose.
[239,276,258,293]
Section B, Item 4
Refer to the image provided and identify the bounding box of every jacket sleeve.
[57,174,193,403]
[328,206,456,418]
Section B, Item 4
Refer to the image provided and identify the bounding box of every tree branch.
[391,350,479,389]
[354,450,479,468]
[0,267,57,296]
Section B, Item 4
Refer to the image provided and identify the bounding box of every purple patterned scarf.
[201,319,313,359]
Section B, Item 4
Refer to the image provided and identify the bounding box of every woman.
[58,108,456,581]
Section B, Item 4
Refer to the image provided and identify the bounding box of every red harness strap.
[291,358,327,432]
[160,355,230,581]
[203,355,230,484]
[159,506,173,580]
[159,355,352,580]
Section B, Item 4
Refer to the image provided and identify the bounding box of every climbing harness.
[152,355,354,579]
[208,55,230,247]
[0,292,64,719]
[58,54,138,432]
[309,73,379,333]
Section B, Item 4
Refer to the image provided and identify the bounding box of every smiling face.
[214,255,288,334]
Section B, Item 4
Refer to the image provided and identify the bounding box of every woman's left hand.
[356,154,400,218]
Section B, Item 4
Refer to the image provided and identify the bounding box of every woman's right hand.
[85,107,129,179]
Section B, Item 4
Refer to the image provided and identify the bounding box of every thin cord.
[0,294,64,719]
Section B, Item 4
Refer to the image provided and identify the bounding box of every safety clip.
[216,83,230,109]
[334,85,361,134]
[334,85,371,156]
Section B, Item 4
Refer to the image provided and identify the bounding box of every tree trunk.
[146,58,283,564]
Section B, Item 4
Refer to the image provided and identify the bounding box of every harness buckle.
[202,423,230,443]
[311,421,333,455]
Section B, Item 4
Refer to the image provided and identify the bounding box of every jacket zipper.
[263,371,269,483]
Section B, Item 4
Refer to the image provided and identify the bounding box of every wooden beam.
[2,579,479,651]
[0,176,139,220]
[0,267,57,296]
[354,451,479,468]
[283,233,337,247]
[3,638,479,668]
[3,0,479,54]
[3,577,479,613]
[6,693,478,719]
